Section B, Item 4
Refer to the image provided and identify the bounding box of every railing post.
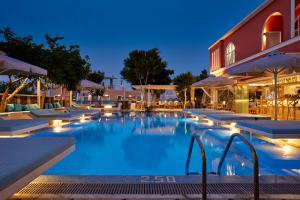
[217,133,259,200]
[186,134,207,200]
[185,136,195,175]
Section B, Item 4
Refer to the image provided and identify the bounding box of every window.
[211,48,220,71]
[296,16,300,37]
[225,43,235,66]
[264,32,281,48]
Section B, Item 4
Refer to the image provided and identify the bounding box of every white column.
[147,86,151,107]
[211,88,218,109]
[69,91,73,107]
[190,87,195,108]
[184,88,187,109]
[291,0,295,38]
[37,78,41,108]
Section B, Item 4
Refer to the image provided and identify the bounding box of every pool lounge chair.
[0,137,75,199]
[30,109,83,121]
[183,109,233,117]
[206,113,271,123]
[236,120,300,139]
[65,107,99,116]
[0,119,49,136]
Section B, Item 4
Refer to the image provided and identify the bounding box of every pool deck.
[11,175,300,199]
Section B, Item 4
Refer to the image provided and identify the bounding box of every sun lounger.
[0,137,75,199]
[206,113,271,123]
[65,107,99,116]
[236,120,300,139]
[0,119,49,136]
[30,109,82,120]
[183,109,233,117]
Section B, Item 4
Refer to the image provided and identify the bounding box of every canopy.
[0,53,47,76]
[192,76,234,88]
[79,79,103,89]
[160,90,178,101]
[227,51,300,76]
[227,51,300,120]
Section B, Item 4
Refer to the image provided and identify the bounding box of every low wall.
[0,93,54,105]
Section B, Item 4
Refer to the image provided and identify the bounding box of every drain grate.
[16,182,300,195]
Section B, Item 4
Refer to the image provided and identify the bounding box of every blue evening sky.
[0,0,263,78]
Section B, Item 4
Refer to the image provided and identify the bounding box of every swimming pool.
[31,112,300,176]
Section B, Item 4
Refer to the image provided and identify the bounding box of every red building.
[205,0,300,118]
[210,0,300,77]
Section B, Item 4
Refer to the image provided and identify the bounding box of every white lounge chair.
[0,137,75,199]
[206,113,271,123]
[65,107,99,116]
[0,119,49,136]
[183,109,233,117]
[30,109,83,121]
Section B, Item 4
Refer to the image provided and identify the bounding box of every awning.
[227,51,300,76]
[0,53,47,76]
[192,76,234,88]
[79,79,103,89]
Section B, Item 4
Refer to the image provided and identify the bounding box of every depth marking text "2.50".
[140,176,176,183]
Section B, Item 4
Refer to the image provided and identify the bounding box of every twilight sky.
[0,0,264,79]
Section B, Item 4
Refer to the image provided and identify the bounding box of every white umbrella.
[192,76,234,87]
[0,54,47,76]
[227,51,300,120]
[79,79,103,89]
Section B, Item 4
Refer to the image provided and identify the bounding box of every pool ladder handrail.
[185,134,207,200]
[217,133,259,200]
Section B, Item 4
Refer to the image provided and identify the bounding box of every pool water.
[31,112,300,176]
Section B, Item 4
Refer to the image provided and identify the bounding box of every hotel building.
[207,0,300,119]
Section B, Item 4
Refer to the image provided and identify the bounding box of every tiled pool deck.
[11,175,300,199]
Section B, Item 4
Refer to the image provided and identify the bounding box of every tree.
[173,72,196,108]
[121,48,173,106]
[41,34,91,106]
[0,28,47,112]
[0,28,92,111]
[196,69,208,81]
[121,48,174,86]
[88,70,105,84]
[194,69,209,108]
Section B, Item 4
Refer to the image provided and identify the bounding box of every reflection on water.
[30,112,300,176]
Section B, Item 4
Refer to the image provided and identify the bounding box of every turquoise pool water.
[31,112,300,176]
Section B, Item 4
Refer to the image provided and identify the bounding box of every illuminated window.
[211,48,220,71]
[296,16,300,37]
[262,12,283,50]
[225,43,235,66]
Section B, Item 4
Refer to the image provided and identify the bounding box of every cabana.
[0,52,47,108]
[0,137,75,199]
[236,120,300,139]
[75,79,103,106]
[132,85,178,108]
[79,79,103,89]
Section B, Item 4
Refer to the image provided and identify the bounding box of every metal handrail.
[185,134,207,200]
[217,133,259,200]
